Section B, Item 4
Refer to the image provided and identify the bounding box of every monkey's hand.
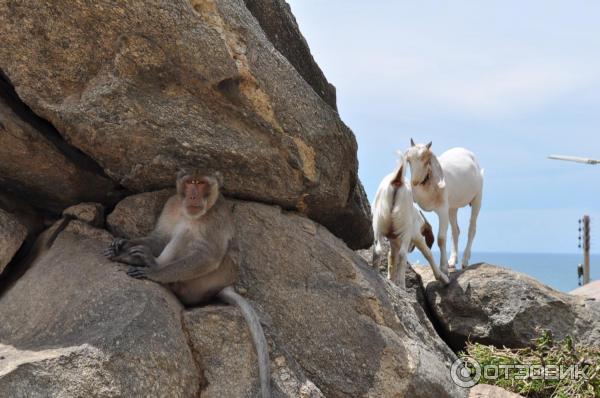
[104,238,131,259]
[112,245,158,268]
[127,266,150,279]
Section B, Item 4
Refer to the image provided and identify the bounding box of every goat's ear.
[410,138,416,147]
[426,141,432,150]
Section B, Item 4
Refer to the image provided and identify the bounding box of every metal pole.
[583,215,590,285]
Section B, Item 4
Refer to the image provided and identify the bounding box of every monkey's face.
[177,172,220,219]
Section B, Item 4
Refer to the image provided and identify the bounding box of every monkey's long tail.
[218,286,271,398]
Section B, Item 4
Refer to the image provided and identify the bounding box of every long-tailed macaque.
[105,170,270,398]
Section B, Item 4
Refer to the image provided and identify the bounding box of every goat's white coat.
[406,144,484,272]
[372,155,449,289]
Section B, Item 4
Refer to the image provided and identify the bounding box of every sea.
[408,251,600,293]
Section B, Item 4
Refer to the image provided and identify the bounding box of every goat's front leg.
[436,206,450,275]
[414,237,449,285]
[448,208,459,270]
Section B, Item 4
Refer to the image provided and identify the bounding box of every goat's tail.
[218,286,271,398]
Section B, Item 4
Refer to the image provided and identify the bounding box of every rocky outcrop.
[105,190,467,397]
[0,209,27,274]
[243,0,337,109]
[417,263,600,350]
[0,221,200,397]
[0,0,371,249]
[0,75,123,212]
[184,306,325,397]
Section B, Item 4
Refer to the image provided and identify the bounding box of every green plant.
[460,331,600,398]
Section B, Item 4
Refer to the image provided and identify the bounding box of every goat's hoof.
[438,273,450,285]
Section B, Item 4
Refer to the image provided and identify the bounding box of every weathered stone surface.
[232,201,466,397]
[417,263,600,350]
[469,384,524,398]
[0,221,200,397]
[571,280,600,301]
[106,189,174,238]
[243,0,337,109]
[0,74,123,213]
[0,192,45,236]
[0,208,27,274]
[356,239,428,312]
[184,306,325,398]
[322,180,374,249]
[0,0,371,249]
[63,202,105,227]
[108,190,467,397]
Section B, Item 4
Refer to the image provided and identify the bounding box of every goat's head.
[405,139,432,186]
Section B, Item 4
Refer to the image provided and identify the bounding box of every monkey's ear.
[213,171,224,186]
[177,169,189,180]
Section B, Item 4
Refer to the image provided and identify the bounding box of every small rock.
[63,202,105,227]
[417,263,600,350]
[106,190,173,238]
[469,384,524,397]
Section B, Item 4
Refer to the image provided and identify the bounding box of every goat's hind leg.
[448,208,459,271]
[462,191,482,268]
[387,239,406,289]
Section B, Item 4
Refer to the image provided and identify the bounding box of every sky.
[287,0,600,254]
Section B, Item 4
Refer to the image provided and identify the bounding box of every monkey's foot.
[127,266,149,279]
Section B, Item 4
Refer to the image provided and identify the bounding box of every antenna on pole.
[582,215,591,285]
[548,155,600,164]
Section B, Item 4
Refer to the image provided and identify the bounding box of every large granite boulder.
[184,306,325,398]
[417,263,600,350]
[0,76,123,212]
[0,0,372,249]
[243,0,337,109]
[107,190,468,398]
[0,208,27,274]
[0,221,200,397]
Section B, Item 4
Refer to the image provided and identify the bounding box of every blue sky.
[287,0,600,254]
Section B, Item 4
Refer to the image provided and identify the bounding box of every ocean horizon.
[408,251,599,293]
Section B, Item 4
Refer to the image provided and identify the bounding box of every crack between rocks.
[179,309,205,398]
[421,282,464,354]
[0,69,110,178]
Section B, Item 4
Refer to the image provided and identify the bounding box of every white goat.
[405,140,484,273]
[373,153,450,289]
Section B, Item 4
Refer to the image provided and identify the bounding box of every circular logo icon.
[451,357,481,388]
